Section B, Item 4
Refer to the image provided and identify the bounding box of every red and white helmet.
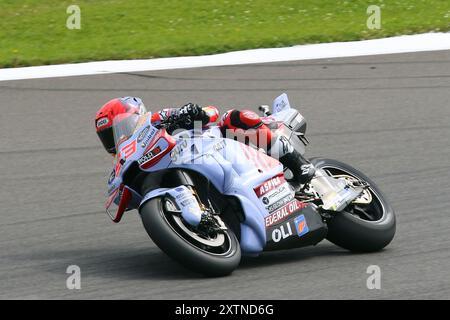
[95,97,147,154]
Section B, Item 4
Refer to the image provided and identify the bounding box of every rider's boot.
[272,136,316,191]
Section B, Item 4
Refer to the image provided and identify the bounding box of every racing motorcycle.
[105,93,396,276]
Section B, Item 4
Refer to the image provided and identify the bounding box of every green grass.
[0,0,449,68]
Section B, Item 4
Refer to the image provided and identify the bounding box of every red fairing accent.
[105,187,119,209]
[114,187,132,223]
[140,129,176,169]
[114,160,122,177]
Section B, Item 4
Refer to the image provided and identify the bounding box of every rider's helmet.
[95,97,147,154]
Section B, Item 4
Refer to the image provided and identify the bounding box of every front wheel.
[310,158,396,252]
[140,197,241,277]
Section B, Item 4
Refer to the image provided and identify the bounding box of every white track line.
[1,32,450,81]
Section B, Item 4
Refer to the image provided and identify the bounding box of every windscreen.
[112,113,140,151]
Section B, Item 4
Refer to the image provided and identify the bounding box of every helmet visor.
[97,126,116,154]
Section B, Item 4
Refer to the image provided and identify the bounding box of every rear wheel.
[140,196,241,277]
[310,158,396,252]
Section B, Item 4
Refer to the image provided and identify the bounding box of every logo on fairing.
[265,200,307,227]
[254,175,284,197]
[170,139,188,161]
[140,127,158,147]
[137,126,150,143]
[266,194,294,212]
[261,184,291,211]
[138,146,162,166]
[266,185,287,201]
[272,222,293,243]
[294,214,309,237]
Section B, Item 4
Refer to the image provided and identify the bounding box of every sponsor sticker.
[271,222,293,243]
[264,185,288,203]
[137,126,150,143]
[266,194,294,212]
[96,117,109,128]
[265,200,307,227]
[294,214,309,237]
[254,174,285,198]
[140,127,158,147]
[137,153,152,166]
[255,175,293,213]
[138,145,162,166]
[170,139,188,161]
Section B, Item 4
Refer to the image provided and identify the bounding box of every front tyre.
[140,197,241,277]
[310,158,396,252]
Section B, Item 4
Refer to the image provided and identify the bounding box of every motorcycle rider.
[95,97,315,189]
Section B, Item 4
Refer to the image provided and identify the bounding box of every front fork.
[168,185,227,231]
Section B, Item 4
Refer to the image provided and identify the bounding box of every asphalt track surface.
[0,50,449,300]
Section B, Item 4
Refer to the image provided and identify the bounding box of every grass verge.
[0,0,449,68]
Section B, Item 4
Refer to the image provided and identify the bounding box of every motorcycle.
[105,93,396,276]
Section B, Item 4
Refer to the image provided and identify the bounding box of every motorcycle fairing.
[138,128,287,254]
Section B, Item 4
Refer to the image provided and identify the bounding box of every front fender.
[139,186,203,227]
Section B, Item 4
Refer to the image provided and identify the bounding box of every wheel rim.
[161,198,234,256]
[172,215,226,247]
[321,165,386,222]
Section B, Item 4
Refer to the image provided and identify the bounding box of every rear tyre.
[310,158,396,252]
[140,197,241,277]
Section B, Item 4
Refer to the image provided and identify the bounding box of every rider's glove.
[166,103,209,133]
[179,103,209,123]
